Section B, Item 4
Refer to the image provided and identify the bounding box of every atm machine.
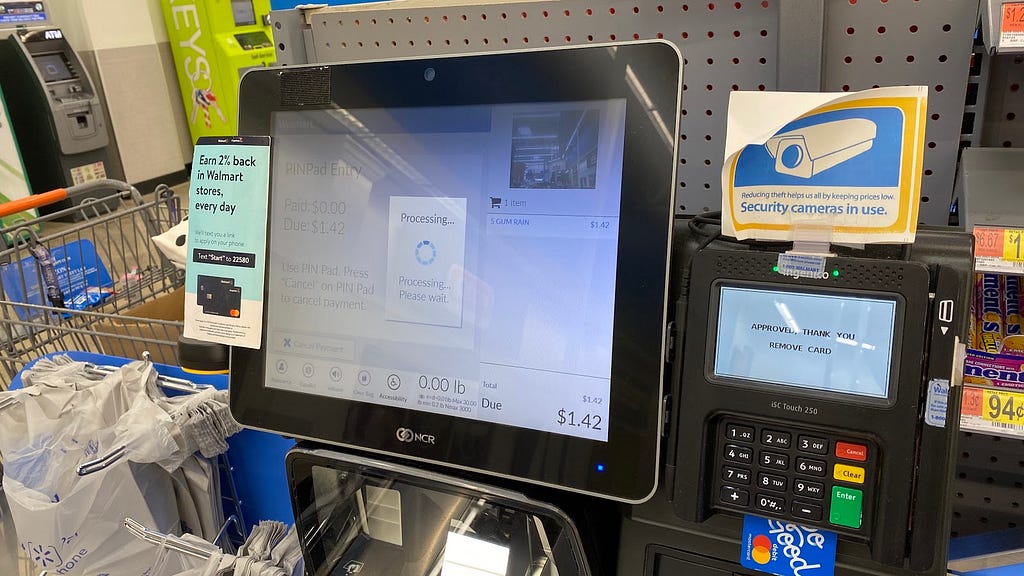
[226,42,974,576]
[162,0,277,144]
[0,17,119,216]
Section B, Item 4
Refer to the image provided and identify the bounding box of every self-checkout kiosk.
[227,43,975,576]
[0,12,119,216]
[163,0,276,144]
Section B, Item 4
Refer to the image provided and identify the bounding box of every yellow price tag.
[982,389,1024,425]
[1004,228,1024,262]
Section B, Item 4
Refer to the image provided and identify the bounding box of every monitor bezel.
[231,42,682,503]
[705,281,906,408]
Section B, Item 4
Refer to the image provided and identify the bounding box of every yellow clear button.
[833,463,865,484]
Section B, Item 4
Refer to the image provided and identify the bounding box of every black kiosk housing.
[618,224,973,576]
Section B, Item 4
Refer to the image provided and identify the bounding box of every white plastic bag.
[0,359,183,575]
[6,460,178,575]
[0,468,17,576]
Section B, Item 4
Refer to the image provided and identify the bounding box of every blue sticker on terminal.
[924,378,949,428]
[740,515,837,576]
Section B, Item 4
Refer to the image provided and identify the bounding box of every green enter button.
[830,486,863,529]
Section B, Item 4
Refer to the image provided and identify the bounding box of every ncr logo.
[396,427,436,445]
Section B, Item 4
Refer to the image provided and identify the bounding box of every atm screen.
[32,53,73,83]
[713,285,898,401]
[264,102,626,442]
[231,0,256,26]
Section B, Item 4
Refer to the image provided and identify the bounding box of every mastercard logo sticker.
[751,534,772,564]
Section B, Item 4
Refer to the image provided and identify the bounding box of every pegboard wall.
[271,0,979,223]
[822,0,978,224]
[953,431,1024,537]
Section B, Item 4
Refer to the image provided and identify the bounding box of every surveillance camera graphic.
[764,118,877,179]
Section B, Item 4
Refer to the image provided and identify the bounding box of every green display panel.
[163,0,276,144]
[0,84,37,239]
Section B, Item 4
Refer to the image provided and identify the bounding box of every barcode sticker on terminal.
[776,253,827,279]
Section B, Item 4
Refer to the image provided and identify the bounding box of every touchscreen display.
[33,54,73,83]
[714,286,897,400]
[231,0,256,26]
[265,101,626,441]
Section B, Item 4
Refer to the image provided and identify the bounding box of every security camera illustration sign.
[723,87,928,243]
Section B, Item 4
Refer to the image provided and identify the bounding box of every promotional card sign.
[740,515,837,576]
[184,136,269,349]
[722,87,928,244]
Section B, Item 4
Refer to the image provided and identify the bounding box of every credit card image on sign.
[198,275,242,318]
[230,42,683,502]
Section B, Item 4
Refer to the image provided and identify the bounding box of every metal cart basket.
[0,180,185,387]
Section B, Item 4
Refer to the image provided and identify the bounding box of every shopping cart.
[0,179,185,387]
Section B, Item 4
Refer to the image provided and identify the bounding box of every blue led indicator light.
[596,463,605,472]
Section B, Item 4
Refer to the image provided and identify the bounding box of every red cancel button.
[835,441,868,462]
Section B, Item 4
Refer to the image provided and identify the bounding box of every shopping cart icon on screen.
[490,197,502,209]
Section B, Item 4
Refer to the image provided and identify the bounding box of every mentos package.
[966,273,1024,389]
[976,273,1004,354]
[964,352,1024,391]
[0,239,114,320]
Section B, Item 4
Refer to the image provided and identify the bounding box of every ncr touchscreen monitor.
[231,43,682,502]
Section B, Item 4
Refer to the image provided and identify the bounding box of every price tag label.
[1004,228,1024,262]
[981,388,1024,424]
[1002,3,1024,48]
[973,226,1004,258]
[962,386,985,417]
[972,226,1024,273]
[961,386,1024,438]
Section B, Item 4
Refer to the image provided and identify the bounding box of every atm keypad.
[723,466,751,485]
[793,479,824,498]
[760,451,789,470]
[796,457,827,477]
[724,444,753,464]
[754,493,787,515]
[726,424,755,442]
[721,486,750,506]
[792,501,823,521]
[758,472,787,492]
[761,429,791,448]
[713,419,877,536]
[798,435,829,454]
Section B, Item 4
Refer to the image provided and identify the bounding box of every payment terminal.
[619,224,973,576]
